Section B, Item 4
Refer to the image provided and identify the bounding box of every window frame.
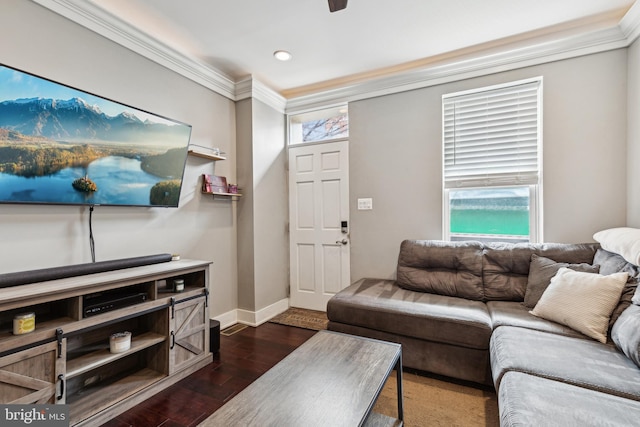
[442,77,543,243]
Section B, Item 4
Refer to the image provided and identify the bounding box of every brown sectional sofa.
[327,239,640,426]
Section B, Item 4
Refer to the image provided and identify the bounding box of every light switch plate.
[357,198,373,210]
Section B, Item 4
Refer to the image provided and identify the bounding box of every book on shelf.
[202,174,228,193]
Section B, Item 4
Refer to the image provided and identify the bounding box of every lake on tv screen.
[0,156,173,206]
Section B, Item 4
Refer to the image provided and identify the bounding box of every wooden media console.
[0,259,213,426]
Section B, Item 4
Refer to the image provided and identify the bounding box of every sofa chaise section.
[327,277,493,384]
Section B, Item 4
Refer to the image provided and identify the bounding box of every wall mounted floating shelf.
[187,149,226,161]
[202,191,242,200]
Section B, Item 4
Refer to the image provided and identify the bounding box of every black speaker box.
[210,319,220,353]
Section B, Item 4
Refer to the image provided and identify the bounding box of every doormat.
[220,323,248,336]
[269,307,328,331]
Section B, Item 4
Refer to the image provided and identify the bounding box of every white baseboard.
[237,298,290,327]
[212,310,239,331]
[212,298,289,330]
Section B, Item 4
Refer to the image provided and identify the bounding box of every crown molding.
[32,0,640,112]
[235,77,287,113]
[286,24,631,112]
[31,0,237,100]
[621,0,640,43]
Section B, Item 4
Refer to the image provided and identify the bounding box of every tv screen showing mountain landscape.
[0,64,192,207]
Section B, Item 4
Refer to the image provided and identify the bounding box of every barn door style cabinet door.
[0,339,66,404]
[0,259,213,426]
[169,294,209,374]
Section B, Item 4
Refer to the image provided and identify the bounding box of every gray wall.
[252,100,288,309]
[236,99,255,310]
[0,0,239,318]
[236,97,288,312]
[628,37,640,227]
[349,49,628,281]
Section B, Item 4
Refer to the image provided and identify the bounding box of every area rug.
[268,307,328,331]
[373,370,499,427]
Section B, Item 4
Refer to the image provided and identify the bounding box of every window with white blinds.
[443,78,541,189]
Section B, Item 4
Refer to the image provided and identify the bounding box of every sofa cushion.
[523,254,599,308]
[498,371,640,427]
[482,242,598,301]
[482,243,534,301]
[611,304,640,368]
[594,248,640,327]
[595,247,630,275]
[490,326,640,401]
[396,240,484,301]
[487,301,587,339]
[327,278,492,349]
[530,268,628,343]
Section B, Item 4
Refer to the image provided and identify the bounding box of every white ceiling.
[85,0,634,98]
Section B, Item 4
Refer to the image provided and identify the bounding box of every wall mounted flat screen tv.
[0,64,192,207]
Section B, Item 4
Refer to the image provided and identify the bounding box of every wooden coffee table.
[201,330,403,427]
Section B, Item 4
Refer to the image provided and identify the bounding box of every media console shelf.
[0,259,212,427]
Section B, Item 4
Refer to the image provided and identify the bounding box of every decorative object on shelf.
[110,331,132,353]
[13,312,35,335]
[202,174,228,194]
[202,174,212,193]
[200,174,242,199]
[173,279,185,292]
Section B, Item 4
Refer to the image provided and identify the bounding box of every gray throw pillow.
[594,248,640,327]
[611,304,640,367]
[633,286,640,305]
[523,254,600,308]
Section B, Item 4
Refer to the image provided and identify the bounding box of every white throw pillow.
[530,268,629,343]
[593,227,640,266]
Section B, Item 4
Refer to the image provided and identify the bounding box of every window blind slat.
[443,80,540,189]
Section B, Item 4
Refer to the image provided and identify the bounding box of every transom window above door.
[288,105,348,145]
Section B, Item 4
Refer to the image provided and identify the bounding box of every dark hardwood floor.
[100,323,316,427]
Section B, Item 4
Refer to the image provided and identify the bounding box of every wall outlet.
[357,198,373,210]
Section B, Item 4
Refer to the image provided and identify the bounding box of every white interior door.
[289,140,350,311]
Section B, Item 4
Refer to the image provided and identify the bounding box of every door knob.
[336,239,348,245]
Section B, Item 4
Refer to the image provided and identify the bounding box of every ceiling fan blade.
[328,0,348,12]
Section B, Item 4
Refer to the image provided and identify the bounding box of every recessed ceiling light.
[274,50,292,61]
